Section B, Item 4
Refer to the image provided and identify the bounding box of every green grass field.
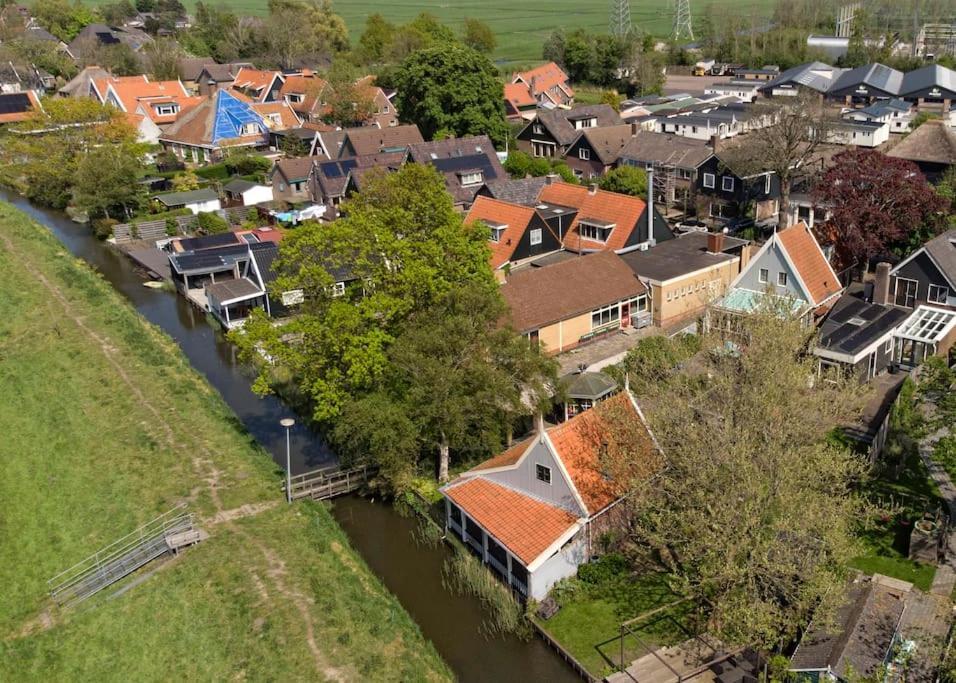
[0,203,450,681]
[93,0,776,64]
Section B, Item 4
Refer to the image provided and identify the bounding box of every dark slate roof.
[169,242,253,273]
[816,294,908,359]
[619,131,713,169]
[205,277,262,301]
[619,232,746,283]
[922,228,956,283]
[856,98,911,118]
[531,105,623,146]
[560,371,618,400]
[250,242,280,285]
[176,231,240,251]
[407,135,506,205]
[574,124,634,165]
[830,63,904,95]
[223,178,260,193]
[899,64,956,96]
[152,188,219,206]
[759,61,841,93]
[479,177,548,206]
[314,152,404,199]
[790,577,904,679]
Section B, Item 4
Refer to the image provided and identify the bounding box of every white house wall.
[528,532,588,600]
[243,186,274,206]
[187,199,223,215]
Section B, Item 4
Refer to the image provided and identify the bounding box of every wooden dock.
[285,463,375,501]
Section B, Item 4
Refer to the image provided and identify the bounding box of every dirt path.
[1,230,340,678]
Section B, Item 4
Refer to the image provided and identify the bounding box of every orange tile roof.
[251,101,301,130]
[465,196,553,269]
[91,74,147,100]
[104,78,192,123]
[0,89,41,123]
[513,62,573,99]
[444,478,578,566]
[537,181,647,252]
[776,222,842,306]
[546,392,654,514]
[280,74,328,116]
[468,436,534,472]
[233,67,279,96]
[504,82,536,109]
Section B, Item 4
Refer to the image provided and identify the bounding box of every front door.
[621,302,631,327]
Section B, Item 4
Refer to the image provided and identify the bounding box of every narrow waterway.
[2,191,578,683]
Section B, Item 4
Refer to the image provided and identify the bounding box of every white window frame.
[591,302,621,330]
[287,93,304,103]
[928,284,949,304]
[535,463,552,484]
[459,171,483,186]
[155,103,178,116]
[579,147,590,160]
[383,104,389,113]
[722,176,735,192]
[895,277,919,308]
[579,221,613,243]
[240,122,259,136]
[884,337,893,353]
[533,123,543,134]
[490,226,506,242]
[764,173,771,194]
[331,282,345,297]
[529,228,542,245]
[758,268,769,284]
[777,272,788,287]
[703,172,715,189]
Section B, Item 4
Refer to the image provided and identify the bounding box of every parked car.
[675,218,708,233]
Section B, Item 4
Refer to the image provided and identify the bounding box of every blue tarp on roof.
[211,89,266,145]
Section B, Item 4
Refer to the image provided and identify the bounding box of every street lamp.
[280,418,295,503]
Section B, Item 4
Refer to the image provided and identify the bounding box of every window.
[529,228,542,245]
[267,113,281,125]
[383,105,389,113]
[677,168,692,180]
[579,148,590,160]
[155,103,178,116]
[591,302,621,329]
[489,225,506,242]
[240,122,259,136]
[532,141,553,158]
[579,220,614,242]
[292,181,304,192]
[722,176,734,192]
[287,93,304,103]
[758,268,769,284]
[535,464,551,484]
[533,123,543,134]
[884,337,893,353]
[627,295,648,312]
[330,282,345,297]
[573,117,597,129]
[764,174,771,194]
[703,172,715,189]
[459,171,483,186]
[928,284,949,304]
[777,272,788,287]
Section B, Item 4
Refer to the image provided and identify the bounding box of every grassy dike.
[0,203,451,682]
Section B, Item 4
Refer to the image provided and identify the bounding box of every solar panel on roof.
[0,93,31,115]
[96,32,120,44]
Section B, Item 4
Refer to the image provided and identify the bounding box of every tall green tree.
[264,0,347,69]
[614,311,868,650]
[72,144,146,220]
[30,0,98,42]
[461,17,495,54]
[598,166,648,196]
[394,43,508,145]
[231,164,496,423]
[357,13,394,64]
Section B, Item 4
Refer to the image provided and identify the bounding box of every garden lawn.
[0,203,450,682]
[534,567,695,679]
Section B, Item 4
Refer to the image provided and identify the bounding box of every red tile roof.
[537,182,647,252]
[251,101,301,130]
[776,222,842,306]
[468,437,534,472]
[504,82,536,110]
[513,62,573,99]
[280,74,328,116]
[444,477,578,566]
[104,78,191,122]
[466,196,555,269]
[233,67,280,98]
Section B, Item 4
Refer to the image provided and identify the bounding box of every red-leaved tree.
[812,149,950,270]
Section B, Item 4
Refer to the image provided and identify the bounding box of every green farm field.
[0,204,450,682]
[89,0,777,64]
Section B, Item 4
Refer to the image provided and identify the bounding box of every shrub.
[92,217,118,240]
[577,553,629,586]
[225,154,271,176]
[165,217,179,237]
[196,211,229,234]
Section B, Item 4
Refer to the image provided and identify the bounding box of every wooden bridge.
[48,504,204,608]
[284,463,375,501]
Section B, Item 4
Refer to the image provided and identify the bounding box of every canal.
[1,191,578,683]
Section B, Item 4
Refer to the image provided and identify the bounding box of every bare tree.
[720,91,835,228]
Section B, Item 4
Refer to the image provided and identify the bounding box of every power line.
[672,0,694,42]
[610,0,633,37]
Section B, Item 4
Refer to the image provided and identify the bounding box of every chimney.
[709,133,720,152]
[874,262,891,306]
[630,122,638,136]
[545,173,557,185]
[707,231,725,254]
[536,412,546,443]
[588,183,598,195]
